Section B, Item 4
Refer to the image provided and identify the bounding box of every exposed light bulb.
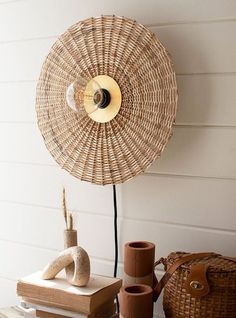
[65,77,102,113]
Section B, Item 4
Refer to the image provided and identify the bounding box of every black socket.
[93,88,111,109]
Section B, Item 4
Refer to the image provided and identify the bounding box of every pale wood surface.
[0,307,24,318]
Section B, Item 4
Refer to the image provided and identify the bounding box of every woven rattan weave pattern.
[36,15,178,185]
[163,252,236,318]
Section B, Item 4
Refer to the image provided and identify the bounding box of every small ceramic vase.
[64,229,78,281]
[120,284,153,318]
[64,229,78,248]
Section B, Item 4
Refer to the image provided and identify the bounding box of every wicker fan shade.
[36,16,178,185]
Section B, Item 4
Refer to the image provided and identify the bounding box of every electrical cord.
[112,185,120,314]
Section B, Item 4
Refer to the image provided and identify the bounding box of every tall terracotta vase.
[124,241,155,287]
[120,284,153,318]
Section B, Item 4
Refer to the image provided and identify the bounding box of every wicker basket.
[153,252,236,318]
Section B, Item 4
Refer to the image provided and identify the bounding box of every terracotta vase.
[124,241,155,287]
[120,284,153,318]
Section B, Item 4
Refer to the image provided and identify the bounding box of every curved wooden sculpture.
[42,246,90,286]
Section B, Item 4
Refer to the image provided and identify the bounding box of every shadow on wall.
[148,24,214,173]
[118,23,220,254]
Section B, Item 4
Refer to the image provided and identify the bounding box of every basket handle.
[153,252,218,302]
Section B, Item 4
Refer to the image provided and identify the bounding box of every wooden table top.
[0,307,24,318]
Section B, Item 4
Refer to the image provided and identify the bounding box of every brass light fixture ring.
[83,75,122,123]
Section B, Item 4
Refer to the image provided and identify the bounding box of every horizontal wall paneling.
[1,124,236,179]
[0,0,235,42]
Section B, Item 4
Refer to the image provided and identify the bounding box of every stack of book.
[17,271,122,318]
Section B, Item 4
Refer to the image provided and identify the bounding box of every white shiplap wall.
[0,1,236,317]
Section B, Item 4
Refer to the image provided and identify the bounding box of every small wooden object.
[123,241,155,287]
[120,284,153,318]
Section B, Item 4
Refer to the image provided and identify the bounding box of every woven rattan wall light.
[36,16,178,185]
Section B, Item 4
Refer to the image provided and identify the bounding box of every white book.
[20,302,87,318]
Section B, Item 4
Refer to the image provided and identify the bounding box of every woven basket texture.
[36,15,178,185]
[163,252,236,318]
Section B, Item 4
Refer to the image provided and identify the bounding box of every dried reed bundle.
[67,213,73,231]
[62,187,74,230]
[62,187,67,226]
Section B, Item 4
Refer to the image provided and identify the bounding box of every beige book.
[35,299,116,318]
[21,298,115,318]
[17,271,121,315]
